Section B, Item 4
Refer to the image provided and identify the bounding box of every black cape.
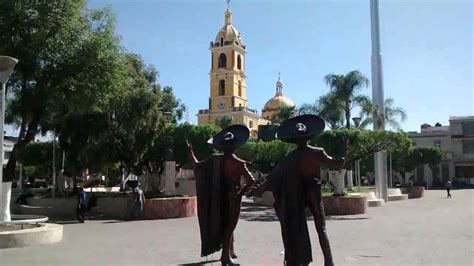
[194,155,224,257]
[267,150,314,265]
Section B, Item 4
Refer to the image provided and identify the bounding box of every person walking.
[446,180,452,198]
[76,187,87,223]
[131,184,145,220]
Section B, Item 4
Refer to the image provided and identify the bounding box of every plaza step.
[350,192,384,207]
[387,188,409,201]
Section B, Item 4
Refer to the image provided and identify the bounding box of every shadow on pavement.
[239,201,279,222]
[49,220,80,224]
[326,216,369,221]
[179,259,222,265]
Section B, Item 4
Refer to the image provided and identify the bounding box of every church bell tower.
[197,6,259,131]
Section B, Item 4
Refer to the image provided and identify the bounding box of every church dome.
[214,9,244,47]
[262,77,295,120]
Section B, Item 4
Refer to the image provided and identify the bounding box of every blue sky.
[84,0,472,132]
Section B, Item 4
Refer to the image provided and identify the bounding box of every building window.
[462,121,474,135]
[238,81,242,97]
[211,53,214,70]
[237,55,242,70]
[220,37,224,46]
[249,120,253,129]
[218,53,227,68]
[219,80,225,96]
[434,139,441,148]
[4,151,11,160]
[462,140,474,154]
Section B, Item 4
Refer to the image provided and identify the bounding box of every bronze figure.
[187,125,255,265]
[249,115,344,266]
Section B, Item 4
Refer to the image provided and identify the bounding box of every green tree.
[312,129,412,164]
[324,70,370,129]
[216,115,233,129]
[271,106,296,124]
[19,141,60,182]
[170,123,221,168]
[359,98,407,130]
[0,1,125,181]
[236,139,293,173]
[299,92,344,129]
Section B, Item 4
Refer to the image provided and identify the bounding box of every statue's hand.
[245,184,264,197]
[186,139,193,150]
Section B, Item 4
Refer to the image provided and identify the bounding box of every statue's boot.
[230,237,238,259]
[220,256,237,265]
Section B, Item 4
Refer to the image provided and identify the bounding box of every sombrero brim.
[276,115,325,143]
[208,124,250,150]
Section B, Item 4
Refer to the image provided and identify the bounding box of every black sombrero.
[208,124,250,151]
[276,115,325,143]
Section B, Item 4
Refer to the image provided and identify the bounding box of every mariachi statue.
[249,115,344,266]
[186,125,255,265]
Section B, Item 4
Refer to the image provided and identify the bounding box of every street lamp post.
[352,117,362,187]
[370,0,388,202]
[0,56,19,222]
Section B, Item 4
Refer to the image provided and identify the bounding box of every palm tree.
[271,106,296,124]
[359,98,407,130]
[324,70,370,129]
[298,92,345,130]
[216,115,233,129]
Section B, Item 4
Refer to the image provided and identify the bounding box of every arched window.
[219,80,225,96]
[220,37,224,46]
[218,53,227,69]
[237,55,242,70]
[249,120,253,129]
[238,81,242,97]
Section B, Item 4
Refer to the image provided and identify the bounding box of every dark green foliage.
[236,139,293,173]
[312,129,412,163]
[0,1,125,181]
[216,115,233,129]
[168,123,221,168]
[271,106,296,124]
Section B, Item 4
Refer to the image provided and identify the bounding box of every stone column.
[347,170,354,190]
[163,161,176,195]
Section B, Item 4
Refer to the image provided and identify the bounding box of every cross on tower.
[226,0,231,9]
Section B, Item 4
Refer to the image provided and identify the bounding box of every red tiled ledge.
[143,196,197,219]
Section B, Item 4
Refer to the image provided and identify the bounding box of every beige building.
[408,116,474,187]
[197,8,260,133]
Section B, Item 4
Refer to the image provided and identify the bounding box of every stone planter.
[401,186,425,199]
[143,196,196,219]
[0,223,62,249]
[253,191,274,206]
[322,196,367,215]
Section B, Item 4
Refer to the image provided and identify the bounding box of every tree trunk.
[4,117,40,182]
[0,181,12,221]
[345,103,351,129]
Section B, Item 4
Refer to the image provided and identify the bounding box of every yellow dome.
[262,78,295,120]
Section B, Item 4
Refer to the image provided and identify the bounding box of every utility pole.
[370,0,388,201]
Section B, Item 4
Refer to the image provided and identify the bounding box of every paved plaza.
[1,190,473,266]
